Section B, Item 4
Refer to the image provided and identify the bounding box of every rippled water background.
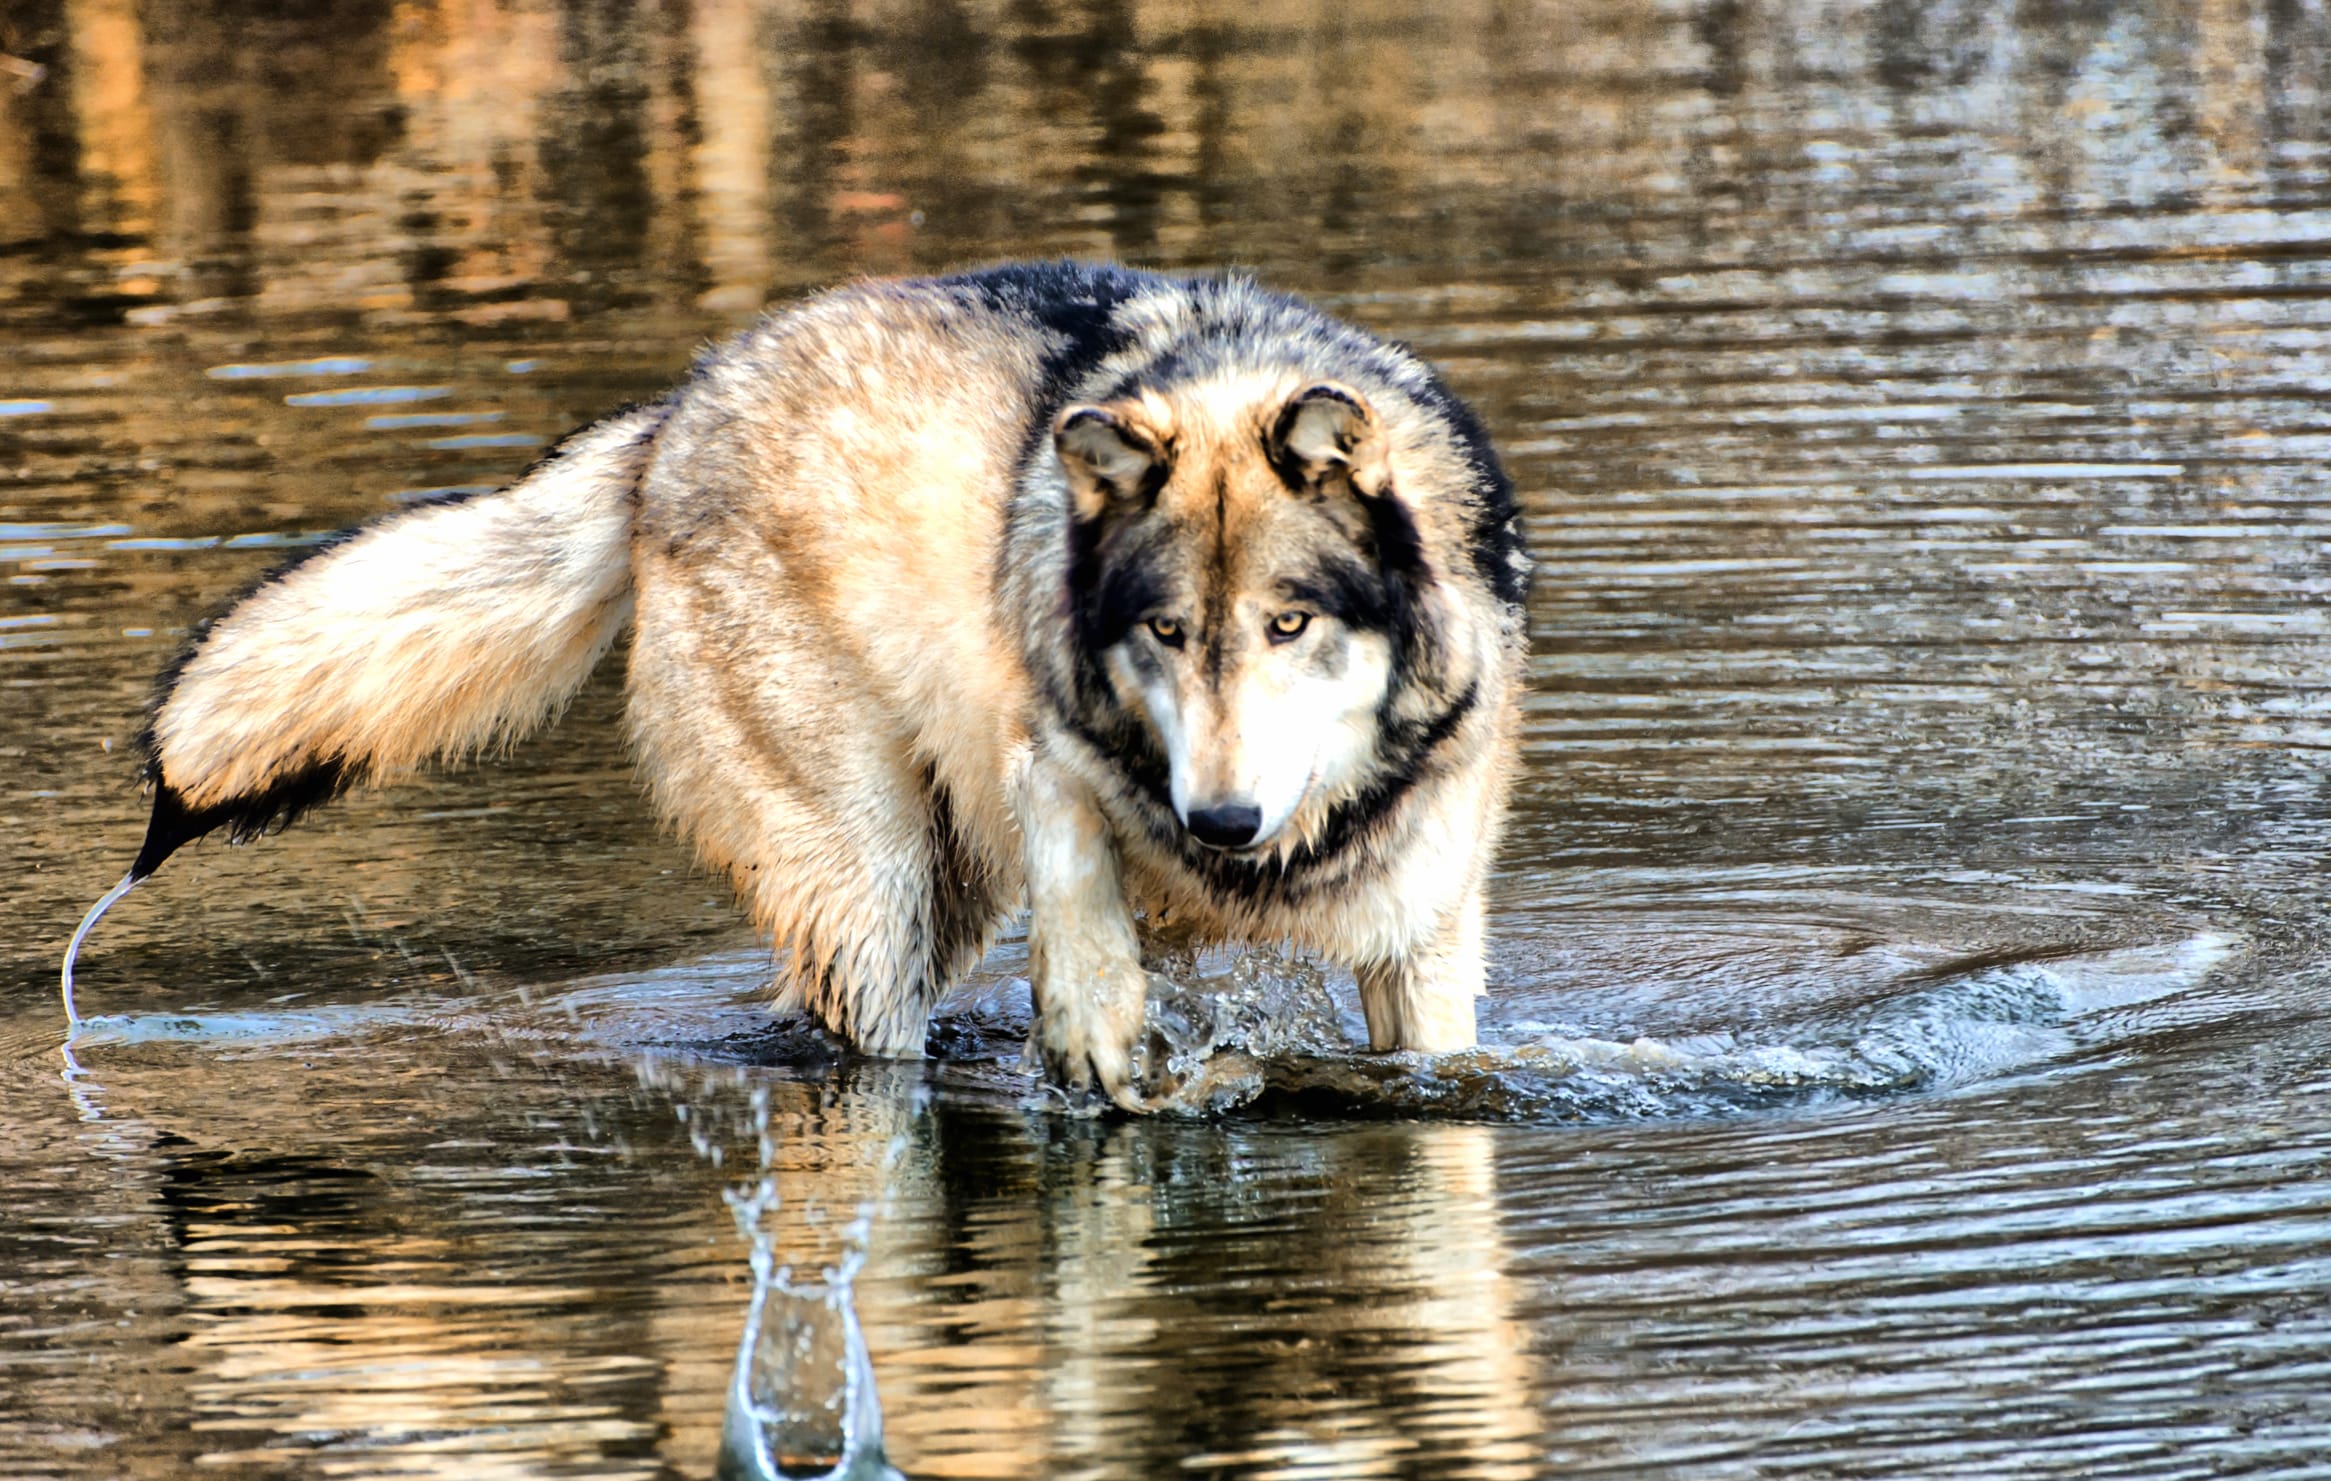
[8,0,2331,1475]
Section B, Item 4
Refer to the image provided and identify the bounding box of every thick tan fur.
[625,288,1042,1054]
[134,265,1529,1105]
[151,406,664,810]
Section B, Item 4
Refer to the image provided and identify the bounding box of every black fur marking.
[921,772,1000,1000]
[947,260,1161,424]
[1279,491,1438,696]
[1066,514,1172,693]
[1098,348,1190,407]
[1069,521,1163,649]
[1404,363,1530,609]
[130,759,350,882]
[1354,488,1437,689]
[1031,667,1175,815]
[1283,555,1398,634]
[1357,488,1428,580]
[1075,712,1176,815]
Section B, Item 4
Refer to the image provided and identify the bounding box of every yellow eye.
[1268,611,1312,643]
[1146,616,1185,648]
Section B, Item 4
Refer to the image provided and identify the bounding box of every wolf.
[89,262,1532,1108]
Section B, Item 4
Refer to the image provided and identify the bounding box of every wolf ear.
[1269,382,1390,499]
[1055,405,1166,523]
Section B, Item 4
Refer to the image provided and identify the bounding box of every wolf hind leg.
[688,756,1000,1058]
[687,771,999,1057]
[627,577,1004,1057]
[1356,886,1484,1053]
[766,770,1004,1057]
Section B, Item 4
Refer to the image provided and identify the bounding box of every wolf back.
[89,261,1531,1106]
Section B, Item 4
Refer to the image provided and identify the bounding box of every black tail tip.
[128,758,350,882]
[129,784,204,882]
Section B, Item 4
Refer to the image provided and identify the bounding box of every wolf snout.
[1183,802,1263,850]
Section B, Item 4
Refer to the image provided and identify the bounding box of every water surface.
[7,1,2331,1476]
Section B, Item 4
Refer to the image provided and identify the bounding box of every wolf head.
[1057,375,1447,856]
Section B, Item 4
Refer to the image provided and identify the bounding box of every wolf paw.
[1031,964,1149,1113]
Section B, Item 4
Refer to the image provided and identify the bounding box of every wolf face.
[1057,377,1430,856]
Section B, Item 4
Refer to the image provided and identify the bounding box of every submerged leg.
[1356,886,1484,1053]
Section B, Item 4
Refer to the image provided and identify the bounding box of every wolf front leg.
[1356,886,1485,1053]
[1011,748,1149,1110]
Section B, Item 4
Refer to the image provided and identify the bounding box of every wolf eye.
[1267,611,1312,644]
[1146,617,1186,648]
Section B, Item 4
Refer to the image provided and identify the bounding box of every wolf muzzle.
[1183,802,1263,850]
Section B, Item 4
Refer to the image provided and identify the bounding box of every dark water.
[8,0,2331,1475]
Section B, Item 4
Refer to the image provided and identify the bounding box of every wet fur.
[127,263,1530,1101]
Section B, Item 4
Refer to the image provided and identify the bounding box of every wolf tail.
[127,398,668,883]
[64,399,666,1021]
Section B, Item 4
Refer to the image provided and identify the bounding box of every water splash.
[59,871,139,1075]
[1092,933,2236,1121]
[1123,945,1348,1114]
[711,1086,905,1481]
[718,1237,893,1480]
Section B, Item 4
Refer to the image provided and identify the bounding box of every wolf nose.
[1184,803,1263,850]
